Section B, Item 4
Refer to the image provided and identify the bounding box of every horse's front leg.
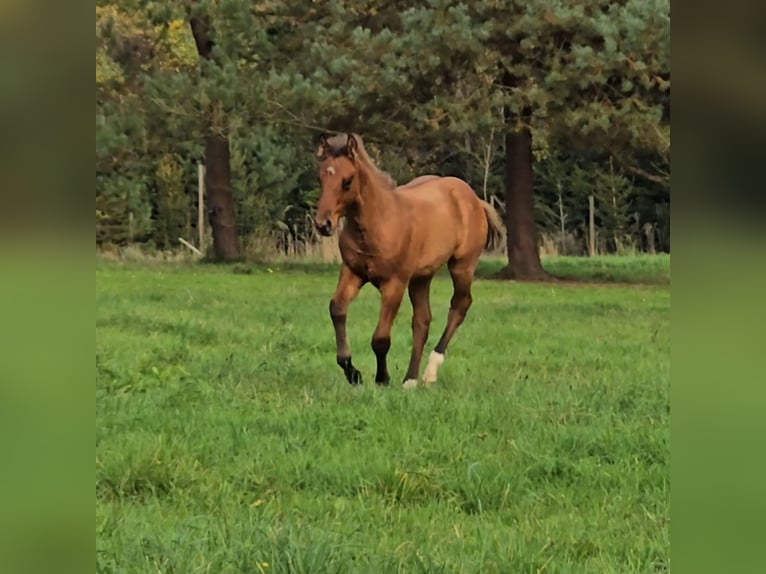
[330,264,365,384]
[371,279,407,385]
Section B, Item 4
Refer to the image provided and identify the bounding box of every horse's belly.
[412,260,446,278]
[413,250,452,276]
[410,243,455,278]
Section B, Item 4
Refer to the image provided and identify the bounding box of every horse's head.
[314,133,361,236]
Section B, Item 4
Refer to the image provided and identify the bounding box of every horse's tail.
[480,199,504,251]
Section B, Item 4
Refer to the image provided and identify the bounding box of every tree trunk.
[204,133,240,260]
[190,14,240,261]
[499,126,547,281]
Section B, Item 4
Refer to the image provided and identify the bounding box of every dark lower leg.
[336,355,362,384]
[330,266,364,384]
[433,294,472,355]
[372,336,391,384]
[371,281,406,385]
[433,266,474,355]
[331,302,362,385]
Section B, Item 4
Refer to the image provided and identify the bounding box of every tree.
[504,122,547,278]
[96,2,164,245]
[188,10,240,260]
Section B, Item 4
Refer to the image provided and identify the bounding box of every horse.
[314,133,503,389]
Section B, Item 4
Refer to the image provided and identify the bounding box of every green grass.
[96,256,669,573]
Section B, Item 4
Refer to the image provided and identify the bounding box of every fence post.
[198,162,205,252]
[588,195,595,257]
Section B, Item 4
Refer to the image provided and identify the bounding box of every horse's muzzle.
[315,217,334,237]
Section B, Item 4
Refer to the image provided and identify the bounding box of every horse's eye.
[342,177,353,191]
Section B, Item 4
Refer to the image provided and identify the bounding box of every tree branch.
[611,152,670,186]
[262,97,335,134]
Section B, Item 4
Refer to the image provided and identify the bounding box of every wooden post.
[557,182,565,252]
[588,195,595,257]
[197,162,205,252]
[178,237,202,255]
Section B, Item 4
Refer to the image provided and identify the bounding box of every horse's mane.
[324,133,397,191]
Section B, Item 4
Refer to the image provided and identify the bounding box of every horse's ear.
[316,134,328,158]
[346,133,358,160]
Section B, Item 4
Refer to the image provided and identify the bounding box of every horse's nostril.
[315,218,333,236]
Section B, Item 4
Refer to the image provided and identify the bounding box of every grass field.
[96,255,670,573]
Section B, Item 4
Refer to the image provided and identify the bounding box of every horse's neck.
[346,173,399,251]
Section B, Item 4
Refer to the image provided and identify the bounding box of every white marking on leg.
[422,351,444,384]
[402,379,418,390]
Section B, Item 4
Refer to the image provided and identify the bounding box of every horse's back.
[399,176,483,218]
[399,176,488,267]
[396,175,440,190]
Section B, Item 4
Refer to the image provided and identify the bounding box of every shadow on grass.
[475,255,670,286]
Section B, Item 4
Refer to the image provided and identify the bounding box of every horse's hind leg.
[424,258,477,384]
[330,264,365,384]
[402,275,433,389]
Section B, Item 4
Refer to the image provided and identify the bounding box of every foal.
[314,133,503,388]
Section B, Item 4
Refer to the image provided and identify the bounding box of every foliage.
[534,153,666,254]
[97,260,669,572]
[154,153,189,248]
[95,0,670,254]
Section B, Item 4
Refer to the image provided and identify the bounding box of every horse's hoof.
[347,368,362,385]
[422,351,444,384]
[402,379,418,390]
[375,375,390,386]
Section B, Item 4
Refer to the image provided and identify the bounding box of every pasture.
[96,256,669,573]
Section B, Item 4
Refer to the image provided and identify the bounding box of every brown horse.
[314,133,503,388]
